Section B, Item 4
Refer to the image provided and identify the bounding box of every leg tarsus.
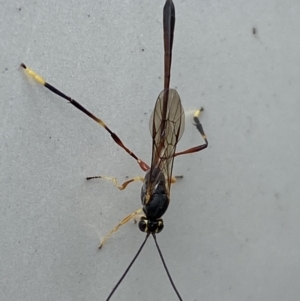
[87,176,144,190]
[99,208,143,249]
[170,175,183,184]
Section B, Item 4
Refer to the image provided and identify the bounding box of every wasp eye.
[156,220,164,233]
[138,219,147,232]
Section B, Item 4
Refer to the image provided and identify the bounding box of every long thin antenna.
[106,234,150,301]
[152,234,183,301]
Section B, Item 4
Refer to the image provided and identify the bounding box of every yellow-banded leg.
[99,208,144,249]
[87,175,144,190]
[174,107,208,157]
[20,63,150,172]
[87,175,182,189]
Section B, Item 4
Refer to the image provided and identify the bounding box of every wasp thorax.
[138,216,164,234]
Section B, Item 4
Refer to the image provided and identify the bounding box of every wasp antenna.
[152,234,183,301]
[106,234,150,301]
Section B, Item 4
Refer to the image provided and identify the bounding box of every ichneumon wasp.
[21,1,208,300]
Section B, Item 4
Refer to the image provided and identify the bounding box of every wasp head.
[138,216,164,234]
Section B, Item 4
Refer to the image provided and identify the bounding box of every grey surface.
[1,0,300,300]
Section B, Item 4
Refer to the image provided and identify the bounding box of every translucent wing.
[145,88,185,200]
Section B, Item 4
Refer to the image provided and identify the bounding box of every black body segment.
[141,167,169,220]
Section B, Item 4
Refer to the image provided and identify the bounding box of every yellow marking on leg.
[87,176,144,190]
[94,118,106,128]
[170,175,183,183]
[194,107,204,118]
[21,63,46,85]
[99,208,143,249]
[194,107,207,141]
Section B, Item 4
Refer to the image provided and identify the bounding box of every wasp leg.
[174,108,208,157]
[99,208,144,249]
[86,176,144,190]
[170,175,183,184]
[20,63,150,172]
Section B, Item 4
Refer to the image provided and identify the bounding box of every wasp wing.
[146,88,185,200]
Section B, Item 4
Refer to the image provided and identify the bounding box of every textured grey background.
[1,0,300,300]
